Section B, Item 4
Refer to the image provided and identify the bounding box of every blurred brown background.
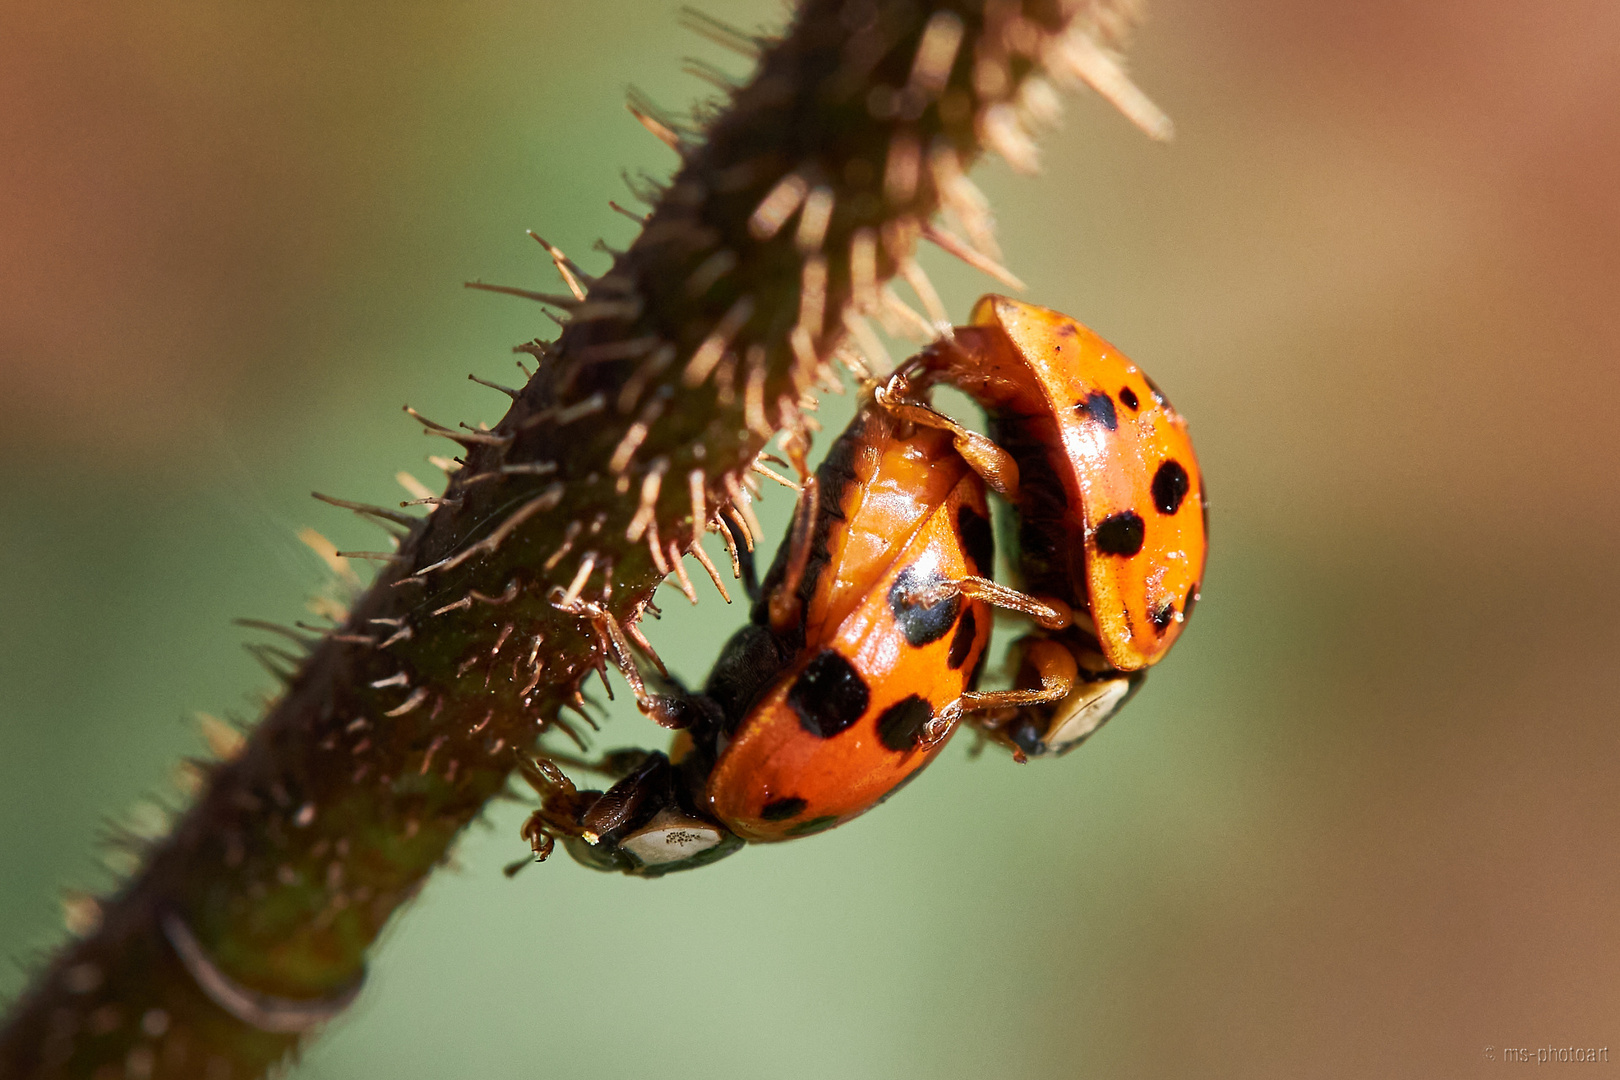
[2,1,1617,1077]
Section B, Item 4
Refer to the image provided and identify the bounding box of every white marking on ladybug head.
[1045,678,1133,754]
[620,809,724,866]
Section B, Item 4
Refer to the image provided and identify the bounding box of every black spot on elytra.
[1079,391,1118,430]
[957,504,994,576]
[947,606,978,670]
[786,650,869,738]
[761,796,806,821]
[1119,386,1140,410]
[876,695,934,751]
[1151,602,1176,633]
[1184,584,1200,620]
[1093,511,1145,557]
[1151,460,1190,516]
[888,565,962,647]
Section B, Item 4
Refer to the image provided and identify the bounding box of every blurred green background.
[3,1,1618,1077]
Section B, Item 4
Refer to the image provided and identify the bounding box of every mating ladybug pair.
[514,297,1207,877]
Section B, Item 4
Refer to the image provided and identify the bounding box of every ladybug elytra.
[899,295,1207,757]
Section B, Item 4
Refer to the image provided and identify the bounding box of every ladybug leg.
[507,756,594,876]
[766,467,820,635]
[777,423,815,485]
[967,639,1144,760]
[905,575,1072,630]
[551,593,703,729]
[874,374,1020,499]
[508,816,555,875]
[731,432,809,612]
[576,751,669,843]
[620,597,668,679]
[959,638,1078,713]
[515,753,573,797]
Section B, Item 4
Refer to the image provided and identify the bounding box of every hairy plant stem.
[0,1,1156,1076]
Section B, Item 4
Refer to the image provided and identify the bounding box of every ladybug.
[695,395,1045,843]
[517,389,1067,875]
[893,295,1208,758]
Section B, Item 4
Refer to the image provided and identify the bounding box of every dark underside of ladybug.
[985,408,1077,611]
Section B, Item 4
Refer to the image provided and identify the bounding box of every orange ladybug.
[696,396,1041,842]
[516,392,1067,874]
[892,295,1207,758]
